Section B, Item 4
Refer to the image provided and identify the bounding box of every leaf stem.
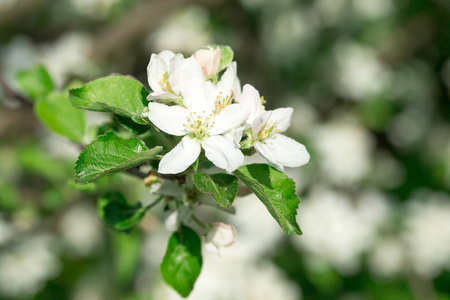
[144,195,165,211]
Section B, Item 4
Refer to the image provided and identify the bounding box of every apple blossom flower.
[147,50,200,103]
[147,57,249,174]
[204,222,237,255]
[239,84,310,171]
[193,46,221,79]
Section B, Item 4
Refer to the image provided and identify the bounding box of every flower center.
[257,120,281,142]
[159,72,176,94]
[213,90,235,114]
[184,111,215,140]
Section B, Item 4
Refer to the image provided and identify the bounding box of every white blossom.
[147,57,248,174]
[239,84,310,171]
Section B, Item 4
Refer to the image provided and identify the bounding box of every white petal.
[223,125,246,148]
[252,111,272,138]
[204,241,220,255]
[202,136,244,172]
[209,104,249,135]
[179,59,212,113]
[269,107,293,133]
[217,61,237,97]
[255,134,310,171]
[254,141,283,171]
[239,84,264,123]
[158,136,201,174]
[232,75,242,101]
[167,53,185,95]
[146,91,177,101]
[147,50,175,92]
[147,102,188,136]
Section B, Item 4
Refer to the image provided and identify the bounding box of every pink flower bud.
[194,47,221,79]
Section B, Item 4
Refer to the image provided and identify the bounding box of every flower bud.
[164,210,180,232]
[193,47,221,79]
[204,222,236,254]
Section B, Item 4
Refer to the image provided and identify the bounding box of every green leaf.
[75,131,162,184]
[98,191,146,230]
[16,65,54,99]
[192,173,238,208]
[69,75,149,124]
[161,226,202,298]
[234,164,302,235]
[210,45,234,71]
[35,91,86,143]
[115,115,149,134]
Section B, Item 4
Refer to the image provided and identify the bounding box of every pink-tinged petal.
[255,134,310,171]
[209,104,249,135]
[194,47,221,78]
[146,91,177,101]
[269,107,293,133]
[147,50,176,92]
[239,84,264,123]
[147,102,188,136]
[158,136,201,174]
[202,135,244,172]
[252,111,272,138]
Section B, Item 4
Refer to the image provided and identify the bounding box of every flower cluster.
[146,46,310,174]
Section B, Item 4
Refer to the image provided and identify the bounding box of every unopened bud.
[204,222,236,254]
[194,47,221,79]
[143,174,159,186]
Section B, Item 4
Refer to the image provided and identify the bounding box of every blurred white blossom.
[402,192,450,278]
[387,108,430,149]
[0,235,60,298]
[70,0,119,19]
[59,203,104,257]
[351,0,394,21]
[262,7,319,63]
[294,187,390,274]
[314,117,374,185]
[147,6,211,54]
[38,33,95,88]
[333,41,391,101]
[369,237,406,277]
[0,36,37,88]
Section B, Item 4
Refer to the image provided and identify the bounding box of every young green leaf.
[98,191,146,230]
[192,173,238,208]
[16,65,54,99]
[161,225,202,298]
[69,75,149,124]
[234,163,302,235]
[75,131,162,184]
[210,45,234,71]
[35,91,86,143]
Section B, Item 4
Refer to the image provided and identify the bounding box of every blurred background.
[1,0,450,299]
